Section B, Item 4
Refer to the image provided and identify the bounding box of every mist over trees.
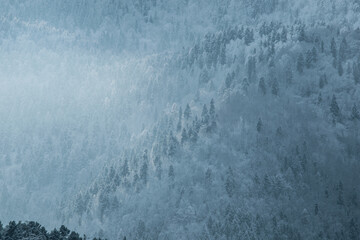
[0,0,360,239]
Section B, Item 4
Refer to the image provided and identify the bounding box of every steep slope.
[0,0,359,239]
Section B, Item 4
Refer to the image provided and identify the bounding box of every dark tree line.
[0,221,109,240]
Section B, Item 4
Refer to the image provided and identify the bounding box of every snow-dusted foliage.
[0,0,360,239]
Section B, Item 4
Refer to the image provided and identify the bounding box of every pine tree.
[121,159,130,177]
[208,99,217,132]
[349,218,360,240]
[140,161,148,185]
[181,128,188,144]
[298,25,306,42]
[167,131,178,157]
[168,165,175,181]
[219,44,226,65]
[331,37,337,59]
[201,104,210,125]
[305,50,313,68]
[176,107,182,132]
[338,60,344,76]
[330,95,341,122]
[184,104,191,120]
[318,92,322,104]
[271,79,279,96]
[285,66,293,86]
[319,75,327,89]
[258,77,267,95]
[209,99,215,120]
[244,28,254,45]
[297,53,304,73]
[281,27,287,42]
[339,37,348,62]
[351,104,360,120]
[311,46,318,62]
[257,118,263,132]
[353,62,360,84]
[225,167,235,197]
[154,156,162,180]
[337,181,344,205]
[205,168,213,187]
[247,56,257,82]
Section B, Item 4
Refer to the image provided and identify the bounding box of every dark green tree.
[297,53,304,73]
[330,95,341,122]
[184,104,191,120]
[351,104,360,120]
[258,77,267,95]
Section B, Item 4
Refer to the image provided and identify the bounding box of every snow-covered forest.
[0,0,360,239]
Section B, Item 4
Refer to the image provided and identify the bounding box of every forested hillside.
[0,0,359,239]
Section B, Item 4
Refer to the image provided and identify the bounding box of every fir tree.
[330,95,341,122]
[331,37,337,59]
[319,74,327,89]
[271,79,279,96]
[168,165,175,182]
[318,92,322,104]
[339,37,348,62]
[244,28,254,45]
[281,27,287,42]
[314,203,319,215]
[306,50,313,68]
[209,99,215,120]
[225,167,235,197]
[297,53,304,73]
[121,159,130,177]
[311,46,318,62]
[181,128,188,144]
[167,131,178,157]
[201,104,210,125]
[351,104,360,120]
[298,25,306,42]
[257,118,263,132]
[184,104,191,120]
[176,107,182,132]
[353,62,360,84]
[258,77,267,95]
[140,161,148,185]
[338,60,343,76]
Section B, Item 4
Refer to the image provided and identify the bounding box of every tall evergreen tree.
[297,53,304,73]
[257,118,263,132]
[176,107,182,132]
[311,46,318,62]
[244,28,254,45]
[331,37,337,59]
[338,60,344,76]
[305,50,313,68]
[121,159,130,177]
[271,79,279,96]
[258,77,267,95]
[330,95,341,122]
[351,104,360,120]
[181,128,188,144]
[184,104,191,120]
[225,167,235,197]
[140,161,148,185]
[353,62,360,84]
[339,37,348,62]
[201,104,210,126]
[281,27,287,42]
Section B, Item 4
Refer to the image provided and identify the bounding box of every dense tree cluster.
[0,221,107,240]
